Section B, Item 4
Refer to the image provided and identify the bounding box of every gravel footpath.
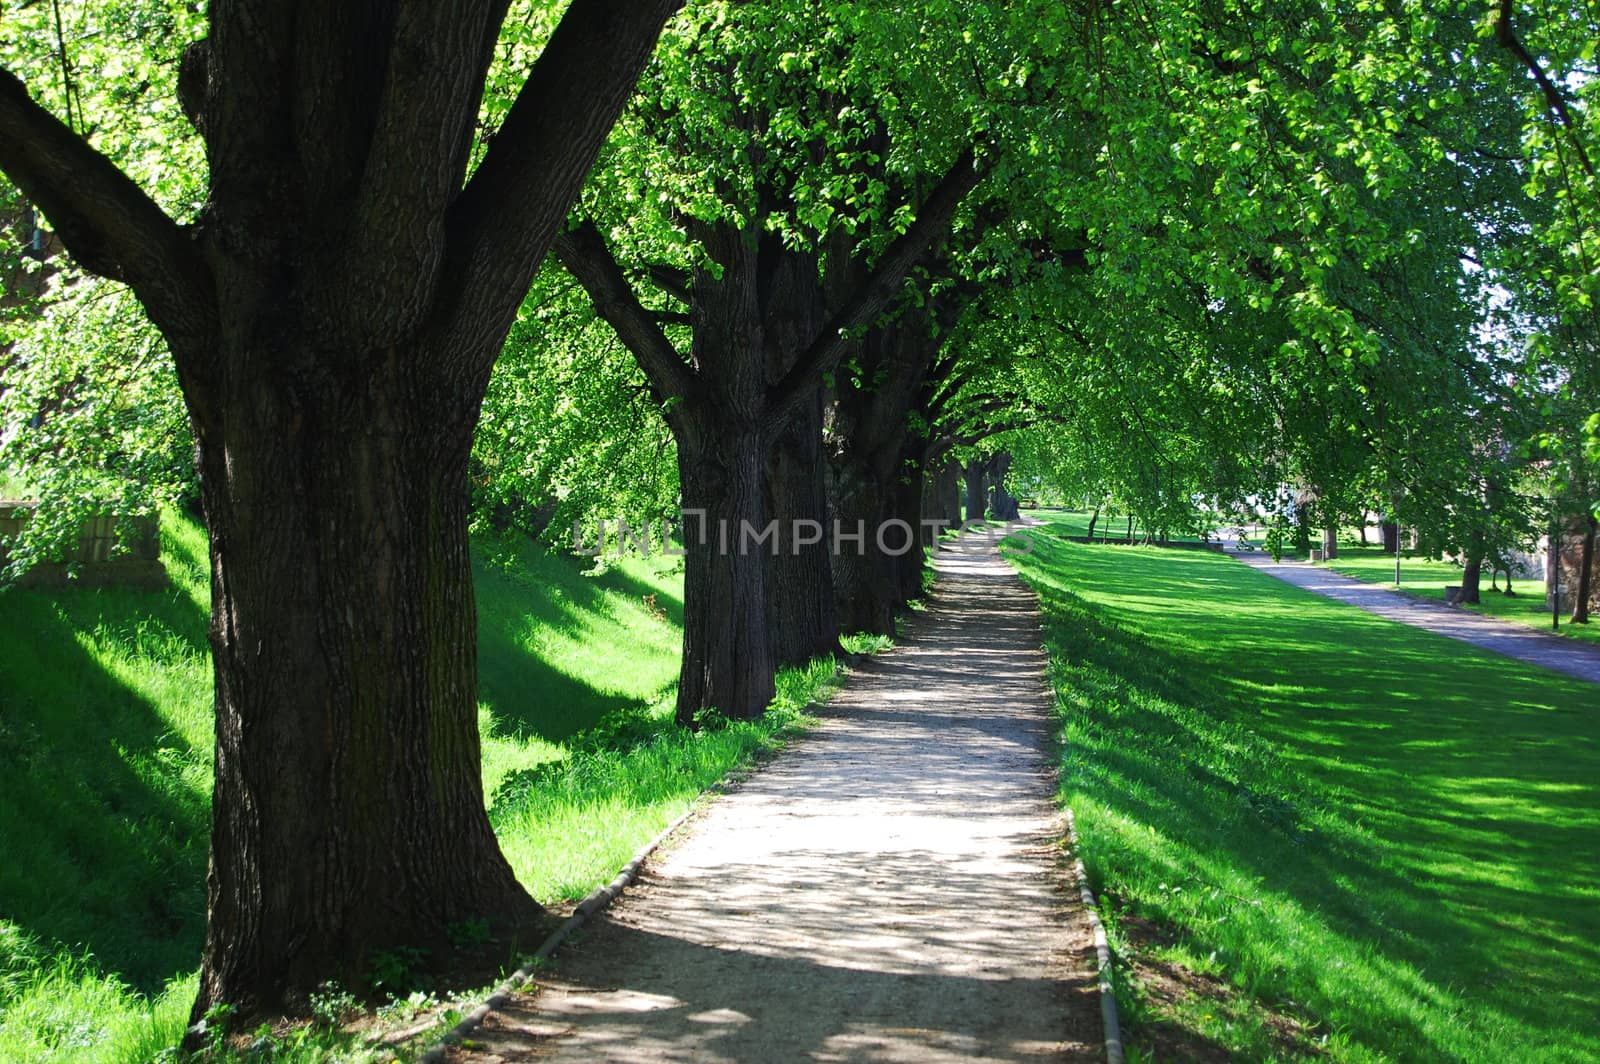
[446,533,1102,1062]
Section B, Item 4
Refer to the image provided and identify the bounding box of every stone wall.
[0,502,167,589]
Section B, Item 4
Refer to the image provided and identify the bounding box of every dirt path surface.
[1229,549,1600,685]
[447,533,1102,1062]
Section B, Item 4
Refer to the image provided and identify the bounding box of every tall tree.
[551,1,1048,720]
[0,0,681,1025]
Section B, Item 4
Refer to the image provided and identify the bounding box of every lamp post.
[1391,495,1402,588]
[1394,520,1402,587]
[1551,499,1561,632]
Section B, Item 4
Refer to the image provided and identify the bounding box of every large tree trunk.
[756,228,840,668]
[1322,525,1339,560]
[764,389,840,667]
[677,420,776,722]
[828,454,900,637]
[828,431,930,638]
[824,319,934,636]
[0,0,684,1028]
[668,219,783,723]
[963,460,986,522]
[989,453,1020,521]
[552,134,984,722]
[895,453,930,604]
[827,419,918,638]
[1573,515,1597,624]
[939,459,962,531]
[1459,552,1484,605]
[196,353,539,1018]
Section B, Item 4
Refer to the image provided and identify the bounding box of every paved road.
[1228,549,1600,686]
[449,532,1101,1063]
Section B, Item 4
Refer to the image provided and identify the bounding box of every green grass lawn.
[0,514,859,1062]
[1007,521,1600,1062]
[1317,544,1600,647]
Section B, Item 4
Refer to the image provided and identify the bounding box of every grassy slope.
[0,515,847,1062]
[0,517,212,1062]
[1318,545,1600,647]
[1008,521,1600,1062]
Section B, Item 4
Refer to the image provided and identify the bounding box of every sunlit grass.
[0,932,193,1064]
[0,514,866,1062]
[1008,521,1600,1062]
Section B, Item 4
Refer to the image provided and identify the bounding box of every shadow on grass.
[472,539,682,745]
[1011,527,1600,1062]
[0,578,211,996]
[0,525,686,1001]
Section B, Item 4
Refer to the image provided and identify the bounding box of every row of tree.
[1,0,1595,1032]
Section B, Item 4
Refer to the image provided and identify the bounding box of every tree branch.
[553,217,700,405]
[1494,0,1597,181]
[430,0,683,374]
[301,0,512,345]
[645,263,692,305]
[957,416,1045,447]
[767,148,988,425]
[925,358,976,422]
[0,66,216,363]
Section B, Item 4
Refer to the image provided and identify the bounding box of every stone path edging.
[1016,517,1127,1064]
[1065,808,1124,1064]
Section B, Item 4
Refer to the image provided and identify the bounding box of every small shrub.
[307,981,358,1028]
[367,946,430,996]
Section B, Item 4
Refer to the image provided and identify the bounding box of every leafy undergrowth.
[0,513,871,1063]
[1008,521,1600,1063]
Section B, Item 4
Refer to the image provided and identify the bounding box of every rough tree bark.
[765,388,842,667]
[826,318,935,637]
[0,0,682,1023]
[989,453,1021,521]
[964,460,987,521]
[893,453,930,604]
[675,417,776,722]
[760,239,840,668]
[1573,514,1597,624]
[1322,525,1339,560]
[939,459,963,531]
